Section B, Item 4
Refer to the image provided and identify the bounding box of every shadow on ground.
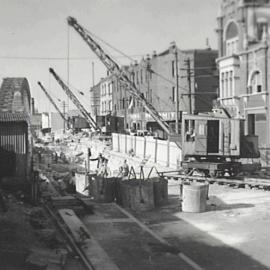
[130,193,269,270]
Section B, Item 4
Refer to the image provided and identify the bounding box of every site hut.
[0,78,33,187]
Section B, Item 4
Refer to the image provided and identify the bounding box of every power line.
[0,54,145,61]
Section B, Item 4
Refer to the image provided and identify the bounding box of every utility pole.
[185,58,192,114]
[146,55,151,131]
[174,48,180,133]
[67,24,70,118]
[62,101,66,133]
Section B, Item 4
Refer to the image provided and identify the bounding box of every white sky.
[0,0,220,113]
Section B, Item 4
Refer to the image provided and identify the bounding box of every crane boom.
[49,68,100,131]
[37,81,68,123]
[67,16,172,135]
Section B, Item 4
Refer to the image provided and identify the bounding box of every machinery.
[38,81,68,125]
[67,17,180,146]
[49,68,100,132]
[181,109,260,177]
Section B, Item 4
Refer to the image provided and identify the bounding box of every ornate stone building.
[216,0,270,164]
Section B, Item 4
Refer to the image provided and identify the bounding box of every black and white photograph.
[0,0,270,269]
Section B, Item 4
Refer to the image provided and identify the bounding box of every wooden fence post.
[167,140,170,167]
[154,138,157,163]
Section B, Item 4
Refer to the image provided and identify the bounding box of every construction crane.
[49,68,100,131]
[67,16,174,138]
[37,81,68,124]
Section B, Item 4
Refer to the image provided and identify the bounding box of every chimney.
[169,41,177,53]
[206,38,211,50]
[170,41,176,48]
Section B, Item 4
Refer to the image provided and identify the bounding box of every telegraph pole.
[185,58,192,114]
[175,48,180,133]
[63,101,66,133]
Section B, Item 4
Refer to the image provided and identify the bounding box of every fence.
[112,133,182,168]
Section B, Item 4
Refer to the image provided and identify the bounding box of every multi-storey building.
[112,42,218,136]
[90,82,101,118]
[216,0,270,164]
[100,75,114,116]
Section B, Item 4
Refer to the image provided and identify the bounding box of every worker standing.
[90,153,105,170]
[98,158,111,195]
[119,159,129,178]
[67,171,76,194]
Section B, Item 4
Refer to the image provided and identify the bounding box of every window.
[185,120,195,142]
[229,71,233,96]
[109,100,112,111]
[225,72,229,97]
[248,70,262,94]
[172,86,175,102]
[257,22,268,41]
[141,69,143,83]
[221,72,225,98]
[248,114,255,135]
[225,21,239,56]
[172,60,175,77]
[136,71,139,84]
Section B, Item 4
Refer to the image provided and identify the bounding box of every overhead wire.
[68,24,218,113]
[0,54,144,61]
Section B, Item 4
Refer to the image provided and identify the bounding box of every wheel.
[229,168,239,178]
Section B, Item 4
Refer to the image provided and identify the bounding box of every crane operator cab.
[181,110,260,177]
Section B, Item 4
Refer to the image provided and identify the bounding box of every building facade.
[90,82,101,118]
[100,75,114,116]
[112,42,218,136]
[216,0,270,164]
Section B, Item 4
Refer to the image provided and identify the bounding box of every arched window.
[248,70,262,94]
[225,21,239,56]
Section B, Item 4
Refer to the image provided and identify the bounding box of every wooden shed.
[0,78,32,183]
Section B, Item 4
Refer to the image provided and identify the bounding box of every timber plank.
[58,209,119,270]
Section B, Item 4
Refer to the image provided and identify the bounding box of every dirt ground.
[132,182,270,270]
[30,137,270,269]
[73,138,270,270]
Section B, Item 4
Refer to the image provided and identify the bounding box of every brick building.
[100,75,114,116]
[90,81,101,118]
[112,42,218,136]
[216,0,270,164]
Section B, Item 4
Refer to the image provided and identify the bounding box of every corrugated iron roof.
[0,112,29,123]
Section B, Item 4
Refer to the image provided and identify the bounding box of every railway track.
[44,202,95,270]
[159,172,270,191]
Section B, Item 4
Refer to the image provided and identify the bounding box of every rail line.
[159,172,270,190]
[44,202,95,270]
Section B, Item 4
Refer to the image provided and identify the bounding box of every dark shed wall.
[0,122,28,179]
